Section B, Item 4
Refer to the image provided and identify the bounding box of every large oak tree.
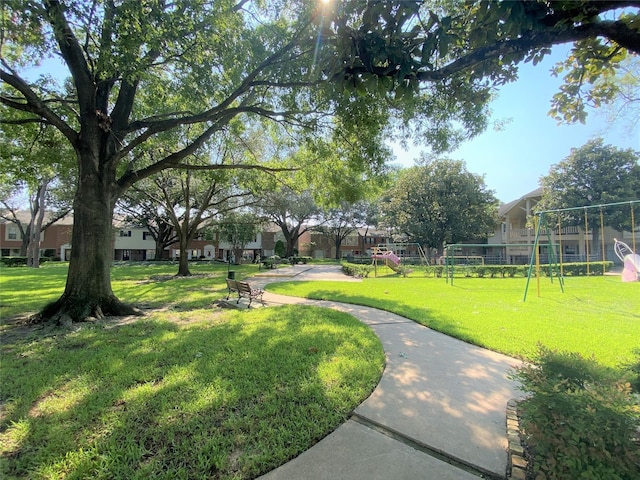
[2,0,638,322]
[381,159,499,254]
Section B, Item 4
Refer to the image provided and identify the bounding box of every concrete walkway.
[249,265,521,480]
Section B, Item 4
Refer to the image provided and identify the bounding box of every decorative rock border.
[506,399,528,480]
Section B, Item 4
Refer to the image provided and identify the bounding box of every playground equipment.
[371,246,402,273]
[374,242,429,265]
[614,239,640,282]
[524,200,639,300]
[443,243,539,285]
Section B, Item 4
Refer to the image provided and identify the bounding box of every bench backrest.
[226,278,238,290]
[235,281,252,293]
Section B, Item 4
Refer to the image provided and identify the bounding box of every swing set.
[523,200,640,301]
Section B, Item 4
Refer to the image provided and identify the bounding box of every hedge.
[423,262,614,278]
[341,262,373,278]
[1,257,52,267]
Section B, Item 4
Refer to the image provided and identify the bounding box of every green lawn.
[0,262,384,479]
[0,262,259,319]
[266,275,640,368]
[2,261,638,478]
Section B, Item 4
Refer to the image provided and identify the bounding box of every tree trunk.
[177,253,191,275]
[155,241,165,261]
[334,237,342,260]
[284,225,300,258]
[177,235,192,276]
[153,221,174,260]
[19,225,28,256]
[37,150,140,324]
[233,247,243,264]
[27,182,48,268]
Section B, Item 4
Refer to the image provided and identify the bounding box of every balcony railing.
[509,226,588,239]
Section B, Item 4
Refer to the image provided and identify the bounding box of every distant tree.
[274,240,286,258]
[0,118,74,266]
[259,187,321,258]
[217,211,261,265]
[149,167,254,276]
[382,159,499,255]
[316,201,369,260]
[538,139,640,254]
[117,184,178,262]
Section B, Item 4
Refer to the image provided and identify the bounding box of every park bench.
[225,278,265,307]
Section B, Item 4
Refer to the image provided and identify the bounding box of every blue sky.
[391,45,640,204]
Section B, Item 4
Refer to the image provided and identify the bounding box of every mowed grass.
[0,262,257,319]
[267,275,640,368]
[0,263,384,479]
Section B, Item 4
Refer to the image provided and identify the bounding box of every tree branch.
[0,68,79,143]
[173,163,298,173]
[43,0,95,114]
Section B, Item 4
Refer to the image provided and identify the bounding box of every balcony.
[509,226,589,240]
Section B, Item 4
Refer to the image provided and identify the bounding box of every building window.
[7,226,19,240]
[119,230,131,237]
[143,231,152,240]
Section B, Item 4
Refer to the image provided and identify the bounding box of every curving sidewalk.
[250,265,521,480]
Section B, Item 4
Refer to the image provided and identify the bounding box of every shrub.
[511,347,640,479]
[624,348,640,394]
[558,261,613,276]
[288,256,311,265]
[475,266,488,278]
[424,266,444,277]
[460,266,474,277]
[341,262,372,278]
[395,265,413,277]
[274,240,286,258]
[503,266,519,277]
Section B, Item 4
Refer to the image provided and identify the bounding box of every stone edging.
[506,398,528,480]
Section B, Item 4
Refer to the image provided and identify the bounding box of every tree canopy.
[258,186,321,258]
[538,138,640,233]
[0,111,74,265]
[315,200,370,259]
[381,159,499,253]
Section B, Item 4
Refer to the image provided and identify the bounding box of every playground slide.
[614,239,640,282]
[622,254,640,282]
[372,251,401,271]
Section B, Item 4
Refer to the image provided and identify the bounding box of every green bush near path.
[266,276,640,368]
[0,263,384,479]
[512,347,640,479]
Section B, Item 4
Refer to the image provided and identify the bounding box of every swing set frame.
[523,200,640,301]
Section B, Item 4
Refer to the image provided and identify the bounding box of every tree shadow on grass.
[1,305,384,479]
